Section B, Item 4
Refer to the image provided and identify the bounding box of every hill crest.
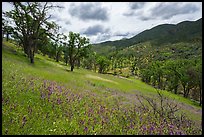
[93,18,202,50]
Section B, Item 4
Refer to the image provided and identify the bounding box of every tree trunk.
[69,57,75,71]
[30,48,34,64]
[99,65,103,73]
[56,51,60,62]
[30,54,34,63]
[158,76,161,89]
[183,86,186,98]
[56,55,59,62]
[174,85,178,94]
[77,59,80,68]
[71,65,74,71]
[183,87,190,98]
[186,88,190,98]
[6,33,9,41]
[23,40,29,57]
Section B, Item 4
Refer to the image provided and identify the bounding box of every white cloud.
[2,2,202,44]
[69,3,109,21]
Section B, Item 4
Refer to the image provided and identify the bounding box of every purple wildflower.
[169,130,174,135]
[100,105,105,113]
[41,92,45,99]
[48,86,53,95]
[140,117,142,122]
[169,124,174,128]
[130,123,134,129]
[57,86,62,93]
[47,86,53,102]
[84,126,88,132]
[150,126,154,131]
[143,126,146,130]
[176,131,182,135]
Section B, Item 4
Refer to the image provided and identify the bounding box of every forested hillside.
[92,18,202,106]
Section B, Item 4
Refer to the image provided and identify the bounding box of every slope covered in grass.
[2,41,202,135]
[93,18,202,50]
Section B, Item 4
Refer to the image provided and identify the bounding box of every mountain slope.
[2,41,202,135]
[93,18,202,52]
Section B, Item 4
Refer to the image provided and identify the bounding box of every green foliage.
[2,41,202,135]
[96,55,111,74]
[64,31,91,71]
[3,2,60,63]
[81,51,97,71]
[92,38,202,103]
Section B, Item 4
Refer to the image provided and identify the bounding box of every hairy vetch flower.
[84,126,88,132]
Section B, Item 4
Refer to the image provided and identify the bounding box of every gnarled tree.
[3,2,60,63]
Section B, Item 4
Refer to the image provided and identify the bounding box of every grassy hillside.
[93,18,202,53]
[2,41,202,135]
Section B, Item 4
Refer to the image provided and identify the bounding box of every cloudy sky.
[2,2,202,44]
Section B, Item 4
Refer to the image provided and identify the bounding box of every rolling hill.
[2,41,202,135]
[93,18,202,53]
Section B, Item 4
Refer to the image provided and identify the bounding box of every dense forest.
[2,2,202,135]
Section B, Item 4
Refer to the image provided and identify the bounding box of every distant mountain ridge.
[93,18,202,50]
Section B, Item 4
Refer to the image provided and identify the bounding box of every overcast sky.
[2,2,202,44]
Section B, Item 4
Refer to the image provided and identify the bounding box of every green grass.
[2,41,202,135]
